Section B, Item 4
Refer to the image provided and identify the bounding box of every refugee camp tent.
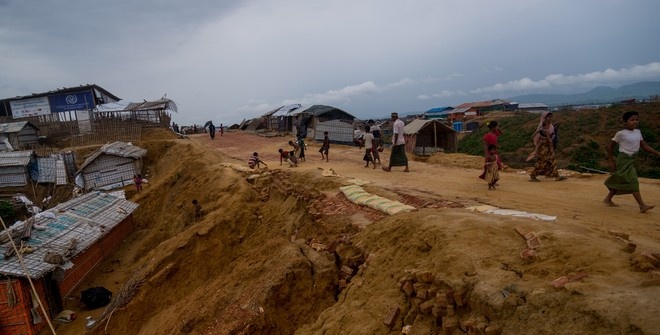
[0,192,138,335]
[0,150,38,188]
[403,119,457,155]
[0,121,39,151]
[262,104,302,131]
[76,142,146,190]
[291,105,357,144]
[36,153,71,185]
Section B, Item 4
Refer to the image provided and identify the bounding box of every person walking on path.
[479,121,502,180]
[603,111,660,213]
[484,144,501,190]
[369,120,382,166]
[208,122,216,140]
[362,125,376,169]
[529,112,566,182]
[382,112,409,172]
[220,123,224,136]
[319,131,330,162]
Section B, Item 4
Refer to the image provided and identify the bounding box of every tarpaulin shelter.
[0,122,39,151]
[404,119,457,155]
[0,151,38,188]
[261,104,303,132]
[0,192,138,335]
[76,142,146,190]
[290,105,357,144]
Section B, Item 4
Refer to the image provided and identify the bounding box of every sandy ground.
[49,130,660,335]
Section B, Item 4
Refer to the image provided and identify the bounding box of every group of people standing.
[482,110,659,213]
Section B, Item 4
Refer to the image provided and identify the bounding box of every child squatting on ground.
[278,148,298,167]
[248,152,267,169]
[603,111,660,213]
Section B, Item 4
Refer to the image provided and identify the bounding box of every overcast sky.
[1,0,659,126]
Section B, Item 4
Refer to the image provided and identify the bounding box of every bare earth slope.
[54,130,659,335]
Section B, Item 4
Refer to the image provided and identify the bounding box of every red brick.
[515,225,532,238]
[435,292,449,307]
[402,281,415,297]
[383,306,400,329]
[640,252,659,267]
[520,248,536,262]
[419,300,434,314]
[526,236,541,249]
[414,270,434,283]
[453,289,467,307]
[551,276,569,288]
[340,265,354,276]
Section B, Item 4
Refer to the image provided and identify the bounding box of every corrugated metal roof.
[446,107,471,115]
[454,99,511,109]
[125,98,178,113]
[0,192,139,278]
[0,121,38,134]
[0,150,34,167]
[78,142,146,171]
[404,119,455,135]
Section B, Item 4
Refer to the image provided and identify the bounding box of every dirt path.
[203,131,660,250]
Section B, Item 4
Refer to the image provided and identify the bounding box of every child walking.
[133,174,143,193]
[603,111,660,213]
[319,131,330,162]
[485,144,501,190]
[362,125,376,169]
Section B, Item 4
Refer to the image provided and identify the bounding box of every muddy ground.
[49,128,659,335]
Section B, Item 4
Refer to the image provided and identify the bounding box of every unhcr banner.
[9,97,52,118]
[49,91,95,112]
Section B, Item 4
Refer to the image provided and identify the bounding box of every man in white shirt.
[382,112,409,172]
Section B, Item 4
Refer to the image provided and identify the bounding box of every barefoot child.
[362,125,376,169]
[485,144,500,190]
[248,152,267,169]
[319,131,330,162]
[603,111,660,213]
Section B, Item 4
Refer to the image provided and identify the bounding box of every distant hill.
[507,81,660,106]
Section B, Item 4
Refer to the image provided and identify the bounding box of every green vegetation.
[0,201,15,223]
[457,102,660,178]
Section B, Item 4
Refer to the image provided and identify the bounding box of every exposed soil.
[47,128,660,335]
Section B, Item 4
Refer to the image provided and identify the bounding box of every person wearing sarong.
[382,112,409,172]
[484,144,500,190]
[479,120,502,180]
[529,112,566,182]
[603,111,660,213]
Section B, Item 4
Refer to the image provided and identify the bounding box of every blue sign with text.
[49,91,95,112]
